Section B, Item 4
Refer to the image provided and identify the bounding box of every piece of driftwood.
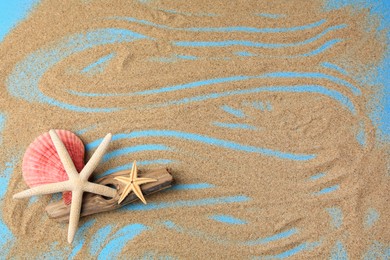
[45,168,173,222]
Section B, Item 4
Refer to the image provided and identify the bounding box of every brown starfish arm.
[49,130,79,179]
[117,184,133,204]
[13,181,72,199]
[67,189,83,243]
[134,178,157,185]
[114,176,131,184]
[132,184,147,204]
[80,133,112,181]
[84,182,117,198]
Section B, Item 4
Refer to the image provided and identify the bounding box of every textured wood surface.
[45,168,173,222]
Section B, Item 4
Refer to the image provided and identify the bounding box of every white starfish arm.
[67,189,83,244]
[49,130,79,180]
[13,181,72,199]
[84,182,117,198]
[80,133,112,180]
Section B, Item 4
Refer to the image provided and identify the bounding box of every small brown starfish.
[114,161,157,204]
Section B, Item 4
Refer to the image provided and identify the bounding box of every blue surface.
[162,221,301,248]
[213,122,257,130]
[174,24,346,48]
[90,225,113,256]
[245,228,298,246]
[109,16,327,33]
[365,208,380,228]
[55,70,361,110]
[122,195,250,211]
[330,240,349,260]
[256,13,286,19]
[309,172,326,181]
[325,0,390,140]
[87,129,316,161]
[314,185,340,195]
[363,241,390,259]
[209,214,247,225]
[0,0,389,258]
[326,207,343,229]
[321,62,348,76]
[170,183,215,191]
[101,144,172,162]
[97,224,148,260]
[0,114,5,145]
[0,0,40,42]
[7,28,148,112]
[158,85,356,115]
[100,159,174,177]
[68,219,96,259]
[221,105,246,118]
[81,53,115,74]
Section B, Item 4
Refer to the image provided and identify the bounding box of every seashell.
[22,129,85,205]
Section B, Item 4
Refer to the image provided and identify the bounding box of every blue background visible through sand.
[324,0,390,142]
[0,0,388,139]
[0,0,389,259]
[0,2,41,256]
[0,0,40,42]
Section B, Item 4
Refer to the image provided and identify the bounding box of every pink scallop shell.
[22,129,85,205]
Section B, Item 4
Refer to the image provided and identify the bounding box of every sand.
[0,0,389,258]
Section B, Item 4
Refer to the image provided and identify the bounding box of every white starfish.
[13,130,117,243]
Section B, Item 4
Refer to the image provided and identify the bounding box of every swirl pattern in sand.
[0,0,389,258]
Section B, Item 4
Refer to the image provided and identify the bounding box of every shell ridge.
[22,130,85,204]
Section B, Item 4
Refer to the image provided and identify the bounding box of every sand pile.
[0,0,388,258]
